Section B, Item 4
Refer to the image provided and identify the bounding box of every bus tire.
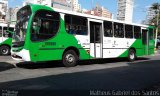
[0,45,10,55]
[63,50,78,67]
[128,49,136,62]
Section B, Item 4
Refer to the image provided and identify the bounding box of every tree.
[150,3,160,31]
[151,3,160,10]
[149,2,160,47]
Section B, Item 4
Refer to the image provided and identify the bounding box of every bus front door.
[90,21,102,58]
[142,29,148,55]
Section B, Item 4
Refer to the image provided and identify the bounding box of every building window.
[31,10,60,41]
[134,26,141,39]
[104,21,113,37]
[65,14,88,35]
[114,22,124,38]
[125,24,133,38]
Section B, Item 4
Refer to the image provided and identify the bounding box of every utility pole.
[155,6,160,47]
[9,8,12,23]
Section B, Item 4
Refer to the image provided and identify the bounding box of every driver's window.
[32,18,41,34]
[31,10,60,41]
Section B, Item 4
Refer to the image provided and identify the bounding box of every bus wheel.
[128,49,136,62]
[0,45,10,55]
[63,50,78,67]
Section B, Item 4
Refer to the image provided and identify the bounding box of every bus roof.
[28,4,149,28]
[52,7,148,28]
[54,7,149,27]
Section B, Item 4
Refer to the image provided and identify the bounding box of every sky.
[8,0,160,24]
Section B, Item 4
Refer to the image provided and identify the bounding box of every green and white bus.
[11,4,155,67]
[0,23,14,55]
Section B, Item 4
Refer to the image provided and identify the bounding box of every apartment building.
[117,0,134,23]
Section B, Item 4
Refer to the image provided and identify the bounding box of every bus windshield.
[13,6,31,42]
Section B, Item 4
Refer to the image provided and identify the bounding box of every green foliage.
[150,3,160,10]
[149,2,160,35]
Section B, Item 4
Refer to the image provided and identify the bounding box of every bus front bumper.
[11,49,31,61]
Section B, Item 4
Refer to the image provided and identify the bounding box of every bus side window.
[31,10,60,41]
[134,26,141,39]
[2,27,14,38]
[65,14,88,35]
[114,22,124,38]
[72,25,77,34]
[104,21,113,37]
[9,28,14,37]
[66,24,69,32]
[125,24,133,38]
[32,18,41,34]
[69,25,74,34]
[3,27,9,38]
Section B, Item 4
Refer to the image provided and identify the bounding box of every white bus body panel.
[0,37,8,44]
[103,37,136,58]
[0,23,15,45]
[75,35,90,49]
[11,49,31,61]
[0,37,2,44]
[90,43,102,58]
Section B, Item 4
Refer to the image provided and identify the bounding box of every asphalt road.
[0,51,160,96]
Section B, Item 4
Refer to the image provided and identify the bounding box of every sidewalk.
[154,49,160,56]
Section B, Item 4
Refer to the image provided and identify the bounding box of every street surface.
[0,50,160,96]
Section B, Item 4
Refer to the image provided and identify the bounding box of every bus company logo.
[45,42,56,46]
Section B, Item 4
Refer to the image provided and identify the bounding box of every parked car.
[156,36,160,48]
